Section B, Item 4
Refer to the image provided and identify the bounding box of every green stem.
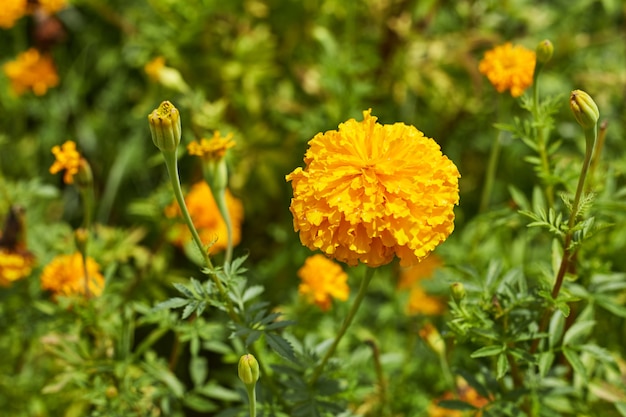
[479,129,502,212]
[310,267,376,386]
[550,128,594,299]
[214,190,233,265]
[162,151,214,272]
[245,385,256,417]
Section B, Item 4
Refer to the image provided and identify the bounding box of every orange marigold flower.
[0,249,34,286]
[3,48,59,96]
[49,140,81,184]
[297,254,349,311]
[428,378,490,417]
[40,253,105,297]
[478,43,536,97]
[398,254,445,315]
[0,0,27,29]
[188,132,236,162]
[165,182,243,254]
[286,109,460,267]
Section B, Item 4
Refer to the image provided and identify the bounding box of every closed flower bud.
[450,282,466,302]
[238,354,260,387]
[148,101,181,153]
[419,323,446,358]
[570,90,599,131]
[536,39,553,64]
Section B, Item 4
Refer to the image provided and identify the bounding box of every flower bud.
[450,282,466,302]
[74,158,93,189]
[536,39,553,64]
[570,90,599,130]
[419,323,446,358]
[238,354,260,387]
[148,101,181,153]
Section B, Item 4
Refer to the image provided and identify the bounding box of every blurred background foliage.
[1,0,626,416]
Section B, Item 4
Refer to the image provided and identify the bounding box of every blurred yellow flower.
[188,132,236,162]
[0,0,27,29]
[398,254,445,315]
[38,0,68,14]
[144,56,166,81]
[0,249,34,286]
[40,253,105,297]
[3,48,59,96]
[144,56,190,92]
[297,254,349,311]
[286,109,460,267]
[49,140,81,184]
[479,43,535,97]
[428,378,490,417]
[165,182,243,254]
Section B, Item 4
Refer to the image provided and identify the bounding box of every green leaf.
[197,382,241,401]
[189,356,208,387]
[266,333,297,363]
[173,282,194,298]
[153,297,189,311]
[496,353,509,380]
[548,311,565,348]
[615,402,626,417]
[596,295,626,318]
[182,302,198,319]
[183,393,218,412]
[242,285,265,303]
[563,320,595,346]
[538,352,555,377]
[470,345,505,358]
[563,347,587,377]
[436,400,478,411]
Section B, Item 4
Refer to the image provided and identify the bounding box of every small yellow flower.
[479,43,536,97]
[188,132,236,162]
[165,182,243,254]
[286,110,460,267]
[40,253,105,297]
[49,140,82,184]
[144,56,166,81]
[3,48,59,96]
[0,249,34,287]
[0,0,27,29]
[297,254,349,311]
[144,57,190,93]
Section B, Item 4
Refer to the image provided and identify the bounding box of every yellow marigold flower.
[38,0,67,14]
[297,254,349,311]
[188,132,236,162]
[0,249,34,286]
[144,56,166,81]
[40,253,105,297]
[0,0,27,29]
[478,43,536,97]
[3,48,59,96]
[49,140,81,184]
[286,110,460,268]
[165,182,243,254]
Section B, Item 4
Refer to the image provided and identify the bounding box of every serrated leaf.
[266,333,297,362]
[153,297,189,311]
[191,278,205,297]
[173,282,194,298]
[563,320,595,346]
[496,353,508,380]
[182,302,198,319]
[245,330,261,346]
[265,320,297,331]
[509,186,530,211]
[470,345,505,358]
[563,347,587,377]
[189,356,208,387]
[242,285,265,303]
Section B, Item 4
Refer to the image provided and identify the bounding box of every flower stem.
[550,128,594,299]
[479,129,503,213]
[310,267,376,386]
[213,190,233,265]
[162,150,214,272]
[245,385,256,417]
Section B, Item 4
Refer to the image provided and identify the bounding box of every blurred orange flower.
[49,140,81,184]
[428,378,490,417]
[3,48,59,95]
[41,253,105,297]
[165,182,243,254]
[286,110,460,267]
[0,249,34,286]
[0,0,27,29]
[479,43,535,97]
[38,0,68,14]
[398,254,445,315]
[297,254,349,311]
